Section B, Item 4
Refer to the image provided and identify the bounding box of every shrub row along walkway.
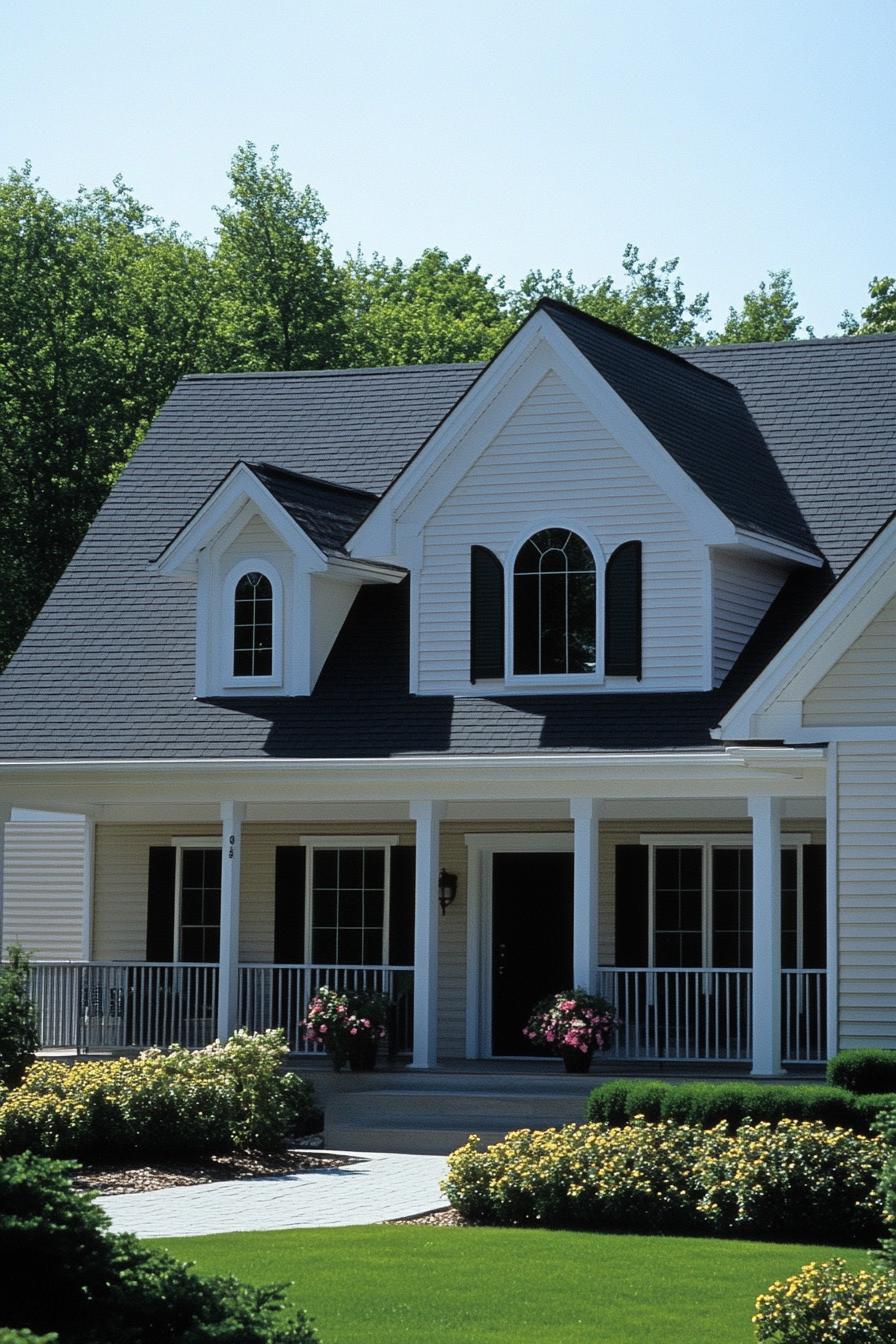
[97,1151,450,1238]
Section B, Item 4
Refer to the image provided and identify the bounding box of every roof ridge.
[535,297,738,390]
[180,362,485,382]
[685,331,896,354]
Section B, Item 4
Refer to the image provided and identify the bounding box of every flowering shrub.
[753,1259,896,1343]
[302,985,387,1071]
[0,1030,313,1159]
[523,989,617,1056]
[443,1118,885,1243]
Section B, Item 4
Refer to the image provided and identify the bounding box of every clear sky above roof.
[1,0,892,336]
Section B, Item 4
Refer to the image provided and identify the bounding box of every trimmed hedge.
[827,1048,896,1095]
[0,1030,315,1160]
[584,1079,895,1134]
[443,1118,885,1244]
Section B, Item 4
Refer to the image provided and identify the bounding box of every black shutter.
[274,847,306,964]
[802,844,826,970]
[470,545,505,682]
[146,846,176,962]
[615,844,649,966]
[389,846,416,965]
[605,541,642,678]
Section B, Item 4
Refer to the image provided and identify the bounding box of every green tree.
[712,268,805,343]
[0,166,216,665]
[507,244,712,347]
[0,945,39,1088]
[840,274,896,334]
[342,247,512,365]
[212,143,345,370]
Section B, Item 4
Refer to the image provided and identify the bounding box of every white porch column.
[0,804,11,953]
[826,744,840,1059]
[749,794,784,1076]
[216,801,245,1042]
[570,798,601,991]
[410,800,445,1069]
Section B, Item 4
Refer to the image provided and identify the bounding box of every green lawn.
[156,1225,872,1344]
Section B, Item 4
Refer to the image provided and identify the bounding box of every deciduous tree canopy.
[0,143,892,664]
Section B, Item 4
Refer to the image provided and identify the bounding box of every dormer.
[154,461,404,697]
[349,301,824,696]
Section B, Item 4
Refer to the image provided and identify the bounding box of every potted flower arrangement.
[302,985,388,1072]
[524,988,618,1073]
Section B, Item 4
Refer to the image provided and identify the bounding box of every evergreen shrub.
[0,1152,319,1342]
[827,1049,896,1096]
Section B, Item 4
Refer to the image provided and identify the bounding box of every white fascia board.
[347,322,545,558]
[718,516,896,740]
[731,529,823,568]
[349,311,737,563]
[155,464,327,575]
[326,556,407,585]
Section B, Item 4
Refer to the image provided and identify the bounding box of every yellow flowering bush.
[0,1030,313,1159]
[697,1119,883,1244]
[443,1118,885,1243]
[754,1258,896,1343]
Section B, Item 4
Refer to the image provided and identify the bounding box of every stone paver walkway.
[97,1151,450,1238]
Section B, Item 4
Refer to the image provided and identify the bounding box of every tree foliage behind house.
[0,142,892,665]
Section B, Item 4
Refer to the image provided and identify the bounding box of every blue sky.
[1,0,893,334]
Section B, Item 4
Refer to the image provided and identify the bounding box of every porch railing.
[24,960,413,1056]
[238,963,414,1055]
[599,967,827,1065]
[599,968,753,1063]
[27,961,219,1053]
[782,969,827,1064]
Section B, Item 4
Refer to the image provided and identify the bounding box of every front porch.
[5,746,834,1079]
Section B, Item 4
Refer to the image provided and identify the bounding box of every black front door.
[491,851,574,1056]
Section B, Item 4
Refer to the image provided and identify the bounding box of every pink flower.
[350,1027,358,1035]
[319,1024,327,1033]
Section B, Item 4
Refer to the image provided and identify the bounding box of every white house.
[1,299,894,1077]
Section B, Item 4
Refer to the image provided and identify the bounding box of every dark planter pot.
[560,1047,594,1074]
[347,1035,378,1072]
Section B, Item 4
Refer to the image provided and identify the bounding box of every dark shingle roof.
[244,462,376,557]
[541,300,817,554]
[683,333,896,575]
[0,320,893,762]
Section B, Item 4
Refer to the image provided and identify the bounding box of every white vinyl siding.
[2,819,86,959]
[804,594,896,727]
[712,550,788,686]
[220,513,293,573]
[836,742,896,1047]
[416,370,707,693]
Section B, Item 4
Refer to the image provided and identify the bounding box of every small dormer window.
[513,529,596,675]
[233,571,274,677]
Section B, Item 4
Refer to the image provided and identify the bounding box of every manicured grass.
[156,1225,872,1344]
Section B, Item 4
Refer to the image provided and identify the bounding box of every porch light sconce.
[438,868,458,915]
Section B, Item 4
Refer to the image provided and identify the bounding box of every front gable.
[415,367,714,693]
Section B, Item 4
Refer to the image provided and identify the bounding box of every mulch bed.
[388,1208,465,1227]
[72,1138,353,1196]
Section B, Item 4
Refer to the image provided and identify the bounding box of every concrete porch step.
[323,1084,595,1155]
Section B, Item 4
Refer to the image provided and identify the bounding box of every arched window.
[513,529,596,675]
[233,571,274,678]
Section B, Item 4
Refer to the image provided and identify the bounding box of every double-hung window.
[302,838,397,966]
